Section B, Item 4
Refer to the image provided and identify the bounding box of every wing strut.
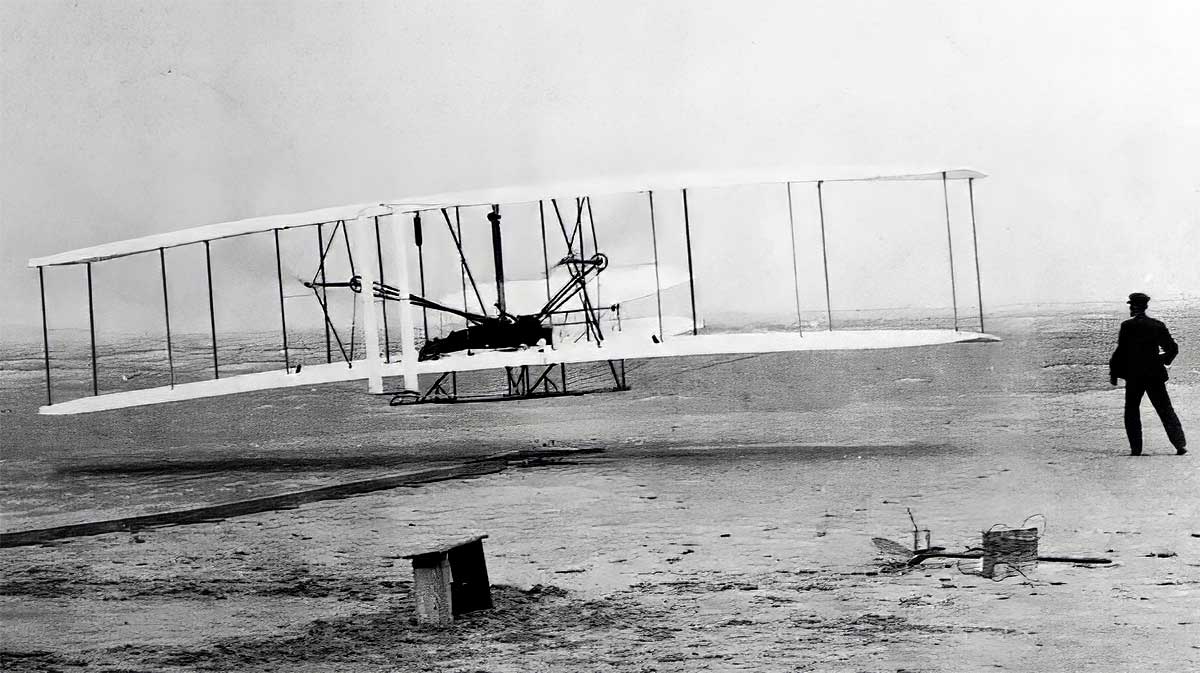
[571,198,593,341]
[413,213,429,342]
[549,198,604,342]
[273,229,290,373]
[204,241,220,377]
[341,220,356,277]
[681,189,698,336]
[647,191,664,341]
[350,215,384,393]
[374,216,392,362]
[308,282,355,365]
[785,183,803,335]
[457,207,468,328]
[159,248,175,388]
[817,181,833,330]
[348,284,357,362]
[564,197,583,256]
[383,211,419,392]
[940,171,960,331]
[586,197,601,320]
[304,220,360,368]
[316,223,332,363]
[86,262,98,396]
[539,201,551,302]
[310,220,343,286]
[308,219,354,364]
[578,198,602,340]
[440,208,489,316]
[38,266,51,406]
[968,177,985,333]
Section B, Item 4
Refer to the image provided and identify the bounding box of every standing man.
[1109,292,1187,456]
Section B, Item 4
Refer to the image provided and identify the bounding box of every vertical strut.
[573,198,583,255]
[586,197,600,317]
[159,248,175,388]
[574,198,589,342]
[968,178,985,333]
[351,215,384,393]
[385,211,420,393]
[941,171,960,331]
[489,205,506,316]
[539,200,551,302]
[413,213,428,342]
[204,241,219,378]
[550,198,603,342]
[681,189,698,336]
[785,182,803,334]
[274,229,290,372]
[317,223,331,363]
[457,207,468,328]
[817,181,832,330]
[38,266,51,406]
[647,191,664,340]
[86,262,98,396]
[341,220,355,274]
[376,216,392,362]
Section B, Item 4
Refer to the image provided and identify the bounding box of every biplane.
[28,168,997,415]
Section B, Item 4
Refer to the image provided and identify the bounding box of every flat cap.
[1127,292,1151,305]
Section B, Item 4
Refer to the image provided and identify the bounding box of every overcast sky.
[3,1,1198,337]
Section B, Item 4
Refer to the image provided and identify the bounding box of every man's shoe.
[1177,447,1188,456]
[1130,450,1143,456]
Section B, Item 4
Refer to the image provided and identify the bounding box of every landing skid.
[387,360,630,406]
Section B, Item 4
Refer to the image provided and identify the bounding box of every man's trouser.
[1124,377,1187,453]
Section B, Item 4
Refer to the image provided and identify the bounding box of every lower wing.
[38,328,997,415]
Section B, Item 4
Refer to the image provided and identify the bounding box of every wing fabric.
[39,329,997,415]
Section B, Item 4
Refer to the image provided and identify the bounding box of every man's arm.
[1110,322,1128,384]
[1160,323,1179,366]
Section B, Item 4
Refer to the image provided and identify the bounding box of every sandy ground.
[2,313,1199,671]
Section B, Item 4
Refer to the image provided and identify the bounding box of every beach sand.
[1,312,1198,671]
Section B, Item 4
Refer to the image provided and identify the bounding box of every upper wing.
[388,168,987,212]
[28,204,392,267]
[28,168,986,267]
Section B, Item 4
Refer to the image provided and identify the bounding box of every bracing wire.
[308,285,353,365]
[310,220,343,287]
[441,208,489,316]
[348,286,358,362]
[341,219,356,277]
[549,198,603,340]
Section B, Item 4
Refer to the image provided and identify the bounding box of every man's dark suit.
[1109,314,1186,453]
